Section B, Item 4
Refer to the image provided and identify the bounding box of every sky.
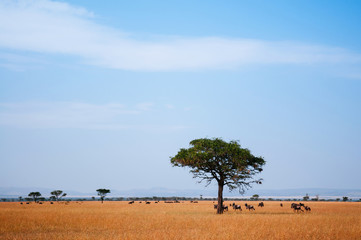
[0,0,361,195]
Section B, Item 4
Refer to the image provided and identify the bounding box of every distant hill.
[1,187,360,199]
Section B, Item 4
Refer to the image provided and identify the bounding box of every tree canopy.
[171,138,265,214]
[96,189,110,203]
[50,190,67,202]
[28,192,42,202]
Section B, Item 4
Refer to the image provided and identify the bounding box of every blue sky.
[0,0,360,195]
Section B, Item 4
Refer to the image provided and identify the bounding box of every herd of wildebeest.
[212,201,311,213]
[20,200,312,213]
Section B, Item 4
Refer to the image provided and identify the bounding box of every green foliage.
[170,138,265,193]
[251,194,260,200]
[28,192,42,202]
[303,193,310,201]
[50,190,67,202]
[96,189,111,203]
[342,196,349,201]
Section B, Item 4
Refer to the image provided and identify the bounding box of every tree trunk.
[217,182,224,214]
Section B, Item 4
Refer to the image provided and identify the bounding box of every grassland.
[0,201,360,240]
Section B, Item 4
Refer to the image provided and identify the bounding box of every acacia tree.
[28,192,42,202]
[50,190,67,202]
[171,138,265,214]
[96,189,110,203]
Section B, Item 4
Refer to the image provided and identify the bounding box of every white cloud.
[0,0,360,73]
[136,102,154,111]
[0,101,190,130]
[0,102,139,129]
[165,104,175,110]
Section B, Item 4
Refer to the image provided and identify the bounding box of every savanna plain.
[0,201,360,240]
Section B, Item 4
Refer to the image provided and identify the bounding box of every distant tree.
[342,196,349,202]
[50,190,67,202]
[28,192,42,202]
[18,196,23,202]
[336,198,340,201]
[251,194,260,200]
[171,138,265,214]
[96,189,110,203]
[303,193,310,201]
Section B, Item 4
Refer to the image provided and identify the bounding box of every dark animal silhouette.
[214,204,228,211]
[245,203,255,211]
[233,204,242,211]
[280,203,283,207]
[258,202,264,207]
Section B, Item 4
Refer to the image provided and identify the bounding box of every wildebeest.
[293,205,303,212]
[304,206,311,212]
[280,203,283,207]
[214,204,228,211]
[233,204,242,211]
[145,201,151,204]
[291,203,304,212]
[128,201,134,204]
[258,202,264,207]
[245,203,255,211]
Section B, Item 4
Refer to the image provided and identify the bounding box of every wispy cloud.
[0,102,137,129]
[0,0,361,73]
[0,101,190,130]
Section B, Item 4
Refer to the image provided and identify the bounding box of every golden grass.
[0,201,360,240]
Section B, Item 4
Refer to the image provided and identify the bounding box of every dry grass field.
[0,201,360,240]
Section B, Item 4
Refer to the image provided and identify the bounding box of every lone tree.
[303,193,310,201]
[28,192,42,202]
[171,138,265,214]
[50,190,67,202]
[251,194,260,200]
[96,189,110,203]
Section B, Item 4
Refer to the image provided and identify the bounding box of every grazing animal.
[293,205,304,212]
[304,206,311,212]
[291,203,305,212]
[26,202,29,204]
[128,201,134,204]
[20,202,23,205]
[245,203,255,211]
[233,204,242,211]
[280,203,283,207]
[50,202,54,204]
[146,201,151,204]
[258,202,264,207]
[214,204,229,211]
